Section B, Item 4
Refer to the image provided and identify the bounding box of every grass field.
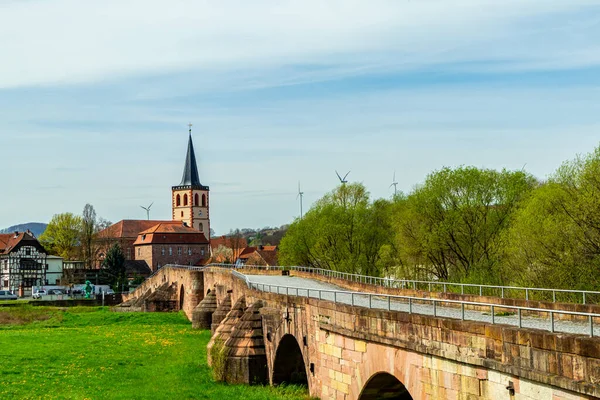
[0,306,314,400]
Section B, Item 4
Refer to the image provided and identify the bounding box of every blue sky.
[2,0,600,234]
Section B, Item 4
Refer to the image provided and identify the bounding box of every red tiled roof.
[0,234,12,253]
[133,223,209,245]
[97,220,176,240]
[238,246,257,259]
[0,231,45,255]
[256,249,278,266]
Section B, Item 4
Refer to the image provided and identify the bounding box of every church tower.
[172,125,210,239]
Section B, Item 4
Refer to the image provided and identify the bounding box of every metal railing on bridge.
[154,263,600,305]
[231,269,599,337]
[197,263,600,305]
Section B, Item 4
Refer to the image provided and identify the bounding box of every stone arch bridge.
[121,265,600,400]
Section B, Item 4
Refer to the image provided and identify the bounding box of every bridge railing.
[236,277,598,337]
[201,263,600,305]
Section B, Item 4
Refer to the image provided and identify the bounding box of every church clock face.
[198,210,202,216]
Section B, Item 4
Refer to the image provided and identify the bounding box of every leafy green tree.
[39,213,83,259]
[280,183,395,276]
[103,243,126,292]
[395,166,536,283]
[505,147,600,290]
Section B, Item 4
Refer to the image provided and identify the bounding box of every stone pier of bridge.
[122,266,600,400]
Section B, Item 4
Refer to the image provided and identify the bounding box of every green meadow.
[0,306,313,400]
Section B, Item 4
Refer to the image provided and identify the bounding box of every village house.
[133,222,209,271]
[237,245,279,267]
[95,219,175,263]
[0,231,48,296]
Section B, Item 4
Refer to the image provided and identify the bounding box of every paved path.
[244,274,599,337]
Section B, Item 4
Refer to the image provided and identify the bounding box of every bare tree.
[81,204,97,268]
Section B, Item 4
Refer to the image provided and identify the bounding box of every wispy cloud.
[1,1,600,233]
[1,1,599,90]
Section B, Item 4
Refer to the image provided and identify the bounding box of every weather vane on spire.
[188,122,192,135]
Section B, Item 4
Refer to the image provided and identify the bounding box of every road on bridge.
[243,274,599,337]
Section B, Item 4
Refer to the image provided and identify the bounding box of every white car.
[32,290,47,299]
[0,290,17,300]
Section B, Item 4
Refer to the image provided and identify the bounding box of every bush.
[210,337,228,382]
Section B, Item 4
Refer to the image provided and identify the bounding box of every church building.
[96,126,211,272]
[171,126,210,237]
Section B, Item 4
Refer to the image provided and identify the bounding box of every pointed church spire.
[179,123,202,186]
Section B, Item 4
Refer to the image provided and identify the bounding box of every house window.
[178,247,182,255]
[127,248,131,259]
[188,248,192,256]
[137,248,141,256]
[194,193,199,206]
[3,280,7,288]
[183,194,188,206]
[169,247,172,256]
[176,194,181,206]
[201,249,205,256]
[25,247,31,256]
[161,248,165,256]
[202,194,206,207]
[199,223,203,232]
[181,211,184,217]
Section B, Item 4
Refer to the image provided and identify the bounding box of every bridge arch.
[272,334,308,387]
[179,284,185,311]
[358,372,413,400]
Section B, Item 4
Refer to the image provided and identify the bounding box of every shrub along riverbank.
[0,306,313,400]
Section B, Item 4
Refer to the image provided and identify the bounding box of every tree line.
[38,205,129,290]
[39,204,111,265]
[279,145,600,290]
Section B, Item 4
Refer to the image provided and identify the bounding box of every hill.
[0,222,47,237]
[226,225,289,247]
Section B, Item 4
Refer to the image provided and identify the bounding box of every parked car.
[105,289,115,295]
[32,290,47,299]
[48,289,64,295]
[0,290,17,300]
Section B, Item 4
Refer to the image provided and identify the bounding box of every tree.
[505,146,600,290]
[227,229,246,264]
[103,243,126,291]
[81,204,97,268]
[394,166,536,283]
[39,213,83,259]
[213,245,234,263]
[96,217,112,232]
[280,183,395,276]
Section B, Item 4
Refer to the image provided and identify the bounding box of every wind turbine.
[390,171,398,197]
[297,182,304,219]
[336,170,350,184]
[140,202,153,220]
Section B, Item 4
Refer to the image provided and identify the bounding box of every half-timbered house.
[0,231,48,297]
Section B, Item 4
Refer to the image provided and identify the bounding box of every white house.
[46,255,63,285]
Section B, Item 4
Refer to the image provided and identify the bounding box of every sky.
[2,0,600,235]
